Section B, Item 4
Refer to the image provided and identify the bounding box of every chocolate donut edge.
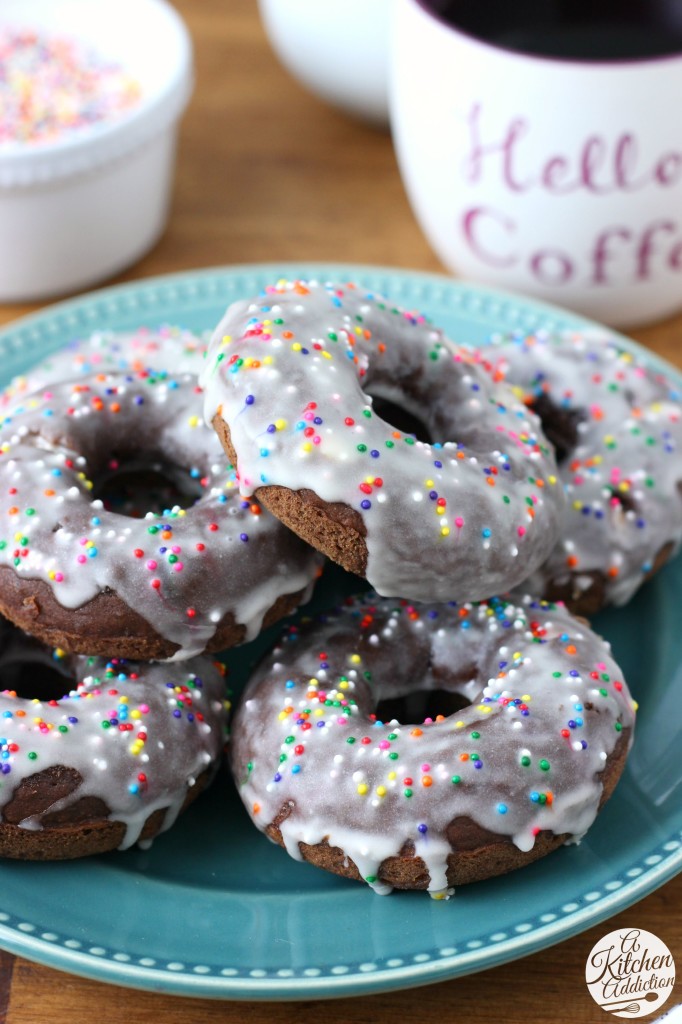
[262,726,630,890]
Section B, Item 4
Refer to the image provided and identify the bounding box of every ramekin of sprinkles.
[0,0,193,301]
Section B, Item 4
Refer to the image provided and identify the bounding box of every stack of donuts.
[1,279,676,898]
[0,324,322,858]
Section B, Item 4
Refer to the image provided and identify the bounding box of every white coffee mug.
[390,0,682,327]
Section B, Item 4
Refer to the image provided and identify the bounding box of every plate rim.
[0,260,680,1001]
[0,835,679,1000]
[7,257,674,379]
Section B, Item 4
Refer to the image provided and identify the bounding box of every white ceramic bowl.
[258,0,392,127]
[0,0,193,302]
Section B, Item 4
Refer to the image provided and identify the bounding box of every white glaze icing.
[0,621,228,850]
[230,593,636,897]
[488,328,682,607]
[200,280,566,603]
[0,364,322,659]
[1,325,209,411]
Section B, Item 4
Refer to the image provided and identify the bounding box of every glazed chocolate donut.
[1,324,208,412]
[0,367,322,660]
[201,280,565,603]
[489,328,682,614]
[0,618,228,860]
[231,593,635,897]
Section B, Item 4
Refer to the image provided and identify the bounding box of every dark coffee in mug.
[421,0,682,61]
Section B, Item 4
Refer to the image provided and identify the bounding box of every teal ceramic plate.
[0,264,679,1001]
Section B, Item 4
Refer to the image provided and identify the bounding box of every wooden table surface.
[0,1,680,1021]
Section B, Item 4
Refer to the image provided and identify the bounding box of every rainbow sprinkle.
[0,30,141,146]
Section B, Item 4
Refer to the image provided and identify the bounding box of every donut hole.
[374,687,471,725]
[91,454,205,518]
[529,393,584,464]
[0,651,72,703]
[367,394,433,444]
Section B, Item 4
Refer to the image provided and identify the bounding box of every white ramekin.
[258,0,392,127]
[0,0,194,303]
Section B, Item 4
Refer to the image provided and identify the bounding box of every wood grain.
[0,0,680,1020]
[0,950,14,1024]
